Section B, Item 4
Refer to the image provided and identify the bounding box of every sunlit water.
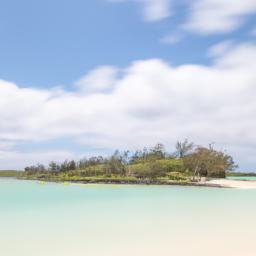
[1,178,256,256]
[227,176,256,181]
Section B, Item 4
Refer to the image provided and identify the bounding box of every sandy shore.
[205,179,256,189]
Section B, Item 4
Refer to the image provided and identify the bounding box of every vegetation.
[227,171,256,177]
[183,144,237,180]
[0,170,22,177]
[19,141,237,183]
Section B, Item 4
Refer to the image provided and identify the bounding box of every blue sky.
[1,0,256,170]
[1,0,255,87]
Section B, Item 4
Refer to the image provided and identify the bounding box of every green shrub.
[167,172,188,181]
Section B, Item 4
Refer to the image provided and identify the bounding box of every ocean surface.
[1,178,256,256]
[227,176,256,181]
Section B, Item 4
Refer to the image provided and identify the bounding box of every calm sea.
[227,176,256,181]
[1,178,256,256]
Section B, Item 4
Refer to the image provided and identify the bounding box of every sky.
[0,0,256,170]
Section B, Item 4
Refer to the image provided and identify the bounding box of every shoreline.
[15,177,225,188]
[63,179,256,189]
[2,176,256,189]
[205,179,256,189]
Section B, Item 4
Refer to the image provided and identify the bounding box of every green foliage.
[130,159,184,180]
[166,172,188,181]
[184,145,237,178]
[175,139,194,158]
[81,164,106,177]
[20,141,237,182]
[0,170,22,177]
[156,159,185,172]
[104,150,126,176]
[131,143,166,164]
[227,171,256,177]
[129,163,146,178]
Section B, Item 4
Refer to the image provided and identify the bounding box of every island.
[3,140,255,188]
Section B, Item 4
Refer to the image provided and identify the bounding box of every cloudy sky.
[1,0,256,170]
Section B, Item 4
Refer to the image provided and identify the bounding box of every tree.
[36,164,46,172]
[68,160,76,171]
[48,161,58,172]
[60,160,69,172]
[150,143,166,159]
[175,139,194,158]
[184,146,237,180]
[146,160,168,179]
[131,160,167,180]
[105,150,126,176]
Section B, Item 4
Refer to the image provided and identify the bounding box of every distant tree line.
[0,170,22,177]
[24,140,237,180]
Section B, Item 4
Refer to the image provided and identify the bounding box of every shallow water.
[1,178,256,256]
[227,176,256,181]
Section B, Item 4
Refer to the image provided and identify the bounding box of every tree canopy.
[23,140,237,180]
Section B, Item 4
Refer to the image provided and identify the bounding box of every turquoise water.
[227,176,256,181]
[1,178,256,256]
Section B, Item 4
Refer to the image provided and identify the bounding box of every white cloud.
[140,0,171,21]
[0,149,76,170]
[184,0,256,34]
[208,40,235,57]
[75,66,119,94]
[108,0,256,35]
[160,33,181,44]
[1,42,256,169]
[108,0,172,22]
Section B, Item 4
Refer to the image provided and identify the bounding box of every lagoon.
[1,178,256,256]
[227,176,256,181]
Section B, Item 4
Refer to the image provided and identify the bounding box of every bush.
[167,172,188,181]
[156,159,185,172]
[129,159,184,180]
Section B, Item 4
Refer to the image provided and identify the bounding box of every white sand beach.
[205,179,256,189]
